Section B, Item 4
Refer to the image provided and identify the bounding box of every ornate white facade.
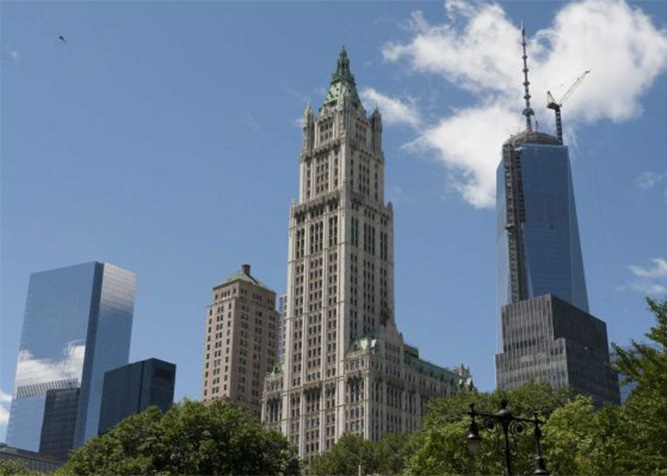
[262,49,471,460]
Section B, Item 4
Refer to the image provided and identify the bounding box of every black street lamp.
[466,399,549,476]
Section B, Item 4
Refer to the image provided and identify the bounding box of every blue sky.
[2,1,666,440]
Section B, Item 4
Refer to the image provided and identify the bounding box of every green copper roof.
[322,47,363,110]
[217,266,273,292]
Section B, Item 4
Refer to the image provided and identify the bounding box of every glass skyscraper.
[497,131,589,312]
[495,27,618,403]
[6,262,135,460]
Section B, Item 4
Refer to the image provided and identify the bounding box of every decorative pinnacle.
[521,23,535,132]
[322,46,363,110]
[334,46,352,81]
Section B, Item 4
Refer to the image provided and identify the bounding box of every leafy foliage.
[0,459,41,476]
[309,433,410,476]
[609,298,667,475]
[53,298,667,476]
[405,298,667,476]
[57,400,299,476]
[406,381,571,476]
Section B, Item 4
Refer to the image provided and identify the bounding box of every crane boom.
[545,70,590,144]
[560,70,590,106]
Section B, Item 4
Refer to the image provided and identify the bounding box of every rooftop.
[321,47,363,111]
[216,264,273,292]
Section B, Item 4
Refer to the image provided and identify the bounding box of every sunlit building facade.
[201,264,279,420]
[6,262,135,460]
[261,49,471,460]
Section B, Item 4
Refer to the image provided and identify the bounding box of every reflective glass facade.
[6,262,135,457]
[495,294,620,405]
[497,134,589,314]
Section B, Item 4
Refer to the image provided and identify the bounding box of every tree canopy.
[0,459,41,476]
[52,298,666,475]
[309,432,410,476]
[57,400,300,476]
[311,298,667,476]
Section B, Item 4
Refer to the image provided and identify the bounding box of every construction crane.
[547,70,590,144]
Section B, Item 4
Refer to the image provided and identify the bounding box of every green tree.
[309,433,410,476]
[374,432,410,475]
[0,459,41,476]
[309,435,375,476]
[57,400,300,476]
[405,381,572,476]
[610,298,667,475]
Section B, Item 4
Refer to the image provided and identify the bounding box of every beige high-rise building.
[202,264,279,420]
[262,49,472,460]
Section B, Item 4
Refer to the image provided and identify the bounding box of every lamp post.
[465,399,549,476]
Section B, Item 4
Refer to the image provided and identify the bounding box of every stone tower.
[263,48,467,460]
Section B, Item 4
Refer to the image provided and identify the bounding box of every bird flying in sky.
[58,35,66,43]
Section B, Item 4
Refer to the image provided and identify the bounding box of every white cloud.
[414,104,517,208]
[15,342,85,387]
[624,257,667,297]
[628,281,667,296]
[0,389,10,403]
[0,389,11,428]
[630,258,667,279]
[636,171,667,190]
[361,88,421,127]
[381,0,667,208]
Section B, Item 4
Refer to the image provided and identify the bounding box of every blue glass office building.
[6,262,135,460]
[497,131,589,313]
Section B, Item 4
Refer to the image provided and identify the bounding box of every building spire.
[521,23,535,132]
[321,46,363,110]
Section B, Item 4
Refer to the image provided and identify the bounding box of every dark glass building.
[495,294,620,405]
[98,358,176,434]
[6,262,135,459]
[497,131,589,313]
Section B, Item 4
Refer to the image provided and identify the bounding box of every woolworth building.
[262,48,472,460]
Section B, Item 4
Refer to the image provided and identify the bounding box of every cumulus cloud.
[381,0,667,208]
[636,172,667,203]
[0,388,11,428]
[361,88,421,127]
[624,258,667,296]
[636,171,666,190]
[15,342,85,387]
[627,281,667,296]
[630,258,667,279]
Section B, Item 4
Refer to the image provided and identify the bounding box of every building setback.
[201,264,279,420]
[495,27,618,404]
[495,294,620,405]
[98,358,176,435]
[6,262,135,460]
[262,48,470,460]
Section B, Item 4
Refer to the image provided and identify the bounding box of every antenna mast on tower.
[521,23,535,133]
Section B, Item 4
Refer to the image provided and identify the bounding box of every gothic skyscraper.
[263,48,469,459]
